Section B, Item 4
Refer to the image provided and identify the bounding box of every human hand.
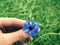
[0,18,40,45]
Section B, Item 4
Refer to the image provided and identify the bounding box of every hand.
[0,18,40,45]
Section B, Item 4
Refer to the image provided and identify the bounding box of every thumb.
[3,29,31,45]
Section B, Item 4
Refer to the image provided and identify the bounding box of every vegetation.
[0,0,60,45]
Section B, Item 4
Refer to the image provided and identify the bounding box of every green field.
[0,0,60,45]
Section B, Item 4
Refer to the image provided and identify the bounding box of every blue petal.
[31,29,38,36]
[23,24,28,31]
[26,31,31,36]
[31,32,36,36]
[26,20,30,26]
[32,20,35,26]
[34,24,38,30]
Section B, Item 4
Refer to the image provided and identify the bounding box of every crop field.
[0,0,60,45]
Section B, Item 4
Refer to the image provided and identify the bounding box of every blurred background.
[0,0,60,45]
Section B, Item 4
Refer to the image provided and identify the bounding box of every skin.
[0,18,40,45]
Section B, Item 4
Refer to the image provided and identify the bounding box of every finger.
[26,36,33,41]
[16,41,27,45]
[0,18,26,27]
[38,28,40,33]
[3,29,32,45]
[0,18,26,33]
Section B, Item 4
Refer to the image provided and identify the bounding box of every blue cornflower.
[22,20,38,36]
